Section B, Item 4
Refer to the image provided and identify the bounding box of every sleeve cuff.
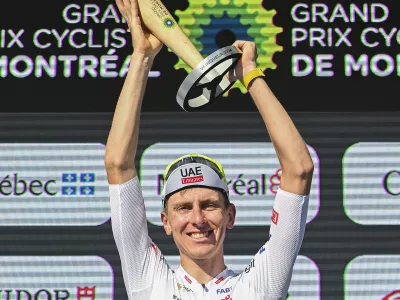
[276,187,309,200]
[108,176,139,188]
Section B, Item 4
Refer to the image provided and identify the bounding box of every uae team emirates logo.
[181,167,204,184]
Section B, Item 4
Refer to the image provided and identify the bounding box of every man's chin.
[188,252,214,261]
[184,246,218,261]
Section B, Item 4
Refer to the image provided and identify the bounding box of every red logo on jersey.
[222,295,232,300]
[383,290,400,299]
[151,243,159,255]
[272,209,279,225]
[77,286,95,300]
[215,276,224,284]
[184,275,192,284]
[182,176,204,184]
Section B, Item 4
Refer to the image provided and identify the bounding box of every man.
[105,0,314,298]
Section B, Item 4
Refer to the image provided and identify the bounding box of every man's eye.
[176,206,189,211]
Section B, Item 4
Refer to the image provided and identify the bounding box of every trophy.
[137,0,242,112]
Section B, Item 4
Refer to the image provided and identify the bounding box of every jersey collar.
[176,265,231,287]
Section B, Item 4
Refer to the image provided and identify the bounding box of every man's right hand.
[106,0,163,184]
[116,0,163,58]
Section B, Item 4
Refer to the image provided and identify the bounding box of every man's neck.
[179,251,226,285]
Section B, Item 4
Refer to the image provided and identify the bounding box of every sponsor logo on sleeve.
[244,259,255,273]
[271,209,279,225]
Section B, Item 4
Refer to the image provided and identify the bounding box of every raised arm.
[104,0,163,183]
[231,41,313,298]
[232,41,314,195]
[104,1,170,299]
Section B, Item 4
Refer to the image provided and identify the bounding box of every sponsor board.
[0,143,110,226]
[343,142,400,225]
[344,255,400,299]
[166,255,320,299]
[0,256,113,299]
[139,143,320,226]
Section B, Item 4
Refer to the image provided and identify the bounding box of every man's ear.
[227,204,236,230]
[161,211,172,235]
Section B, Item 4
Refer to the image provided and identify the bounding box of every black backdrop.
[1,0,400,112]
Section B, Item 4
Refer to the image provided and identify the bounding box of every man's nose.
[190,205,206,226]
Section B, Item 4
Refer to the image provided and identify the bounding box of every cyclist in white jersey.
[105,0,314,299]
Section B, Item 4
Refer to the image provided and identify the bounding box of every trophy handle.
[137,0,204,69]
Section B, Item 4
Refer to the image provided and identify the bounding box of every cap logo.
[180,166,204,184]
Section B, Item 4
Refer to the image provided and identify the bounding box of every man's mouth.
[188,231,213,239]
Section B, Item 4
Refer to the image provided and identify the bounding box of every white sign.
[344,255,400,299]
[139,143,320,226]
[0,256,113,299]
[165,255,320,299]
[343,142,400,225]
[0,143,110,226]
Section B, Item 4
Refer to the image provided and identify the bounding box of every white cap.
[162,163,229,200]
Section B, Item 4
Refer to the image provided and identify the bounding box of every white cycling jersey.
[109,177,309,300]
